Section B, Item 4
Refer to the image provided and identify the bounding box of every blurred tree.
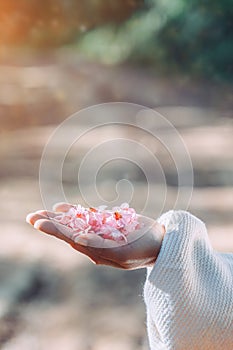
[154,0,233,80]
[0,0,143,46]
[0,0,232,81]
[78,0,233,81]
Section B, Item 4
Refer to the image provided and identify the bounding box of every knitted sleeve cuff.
[147,210,211,275]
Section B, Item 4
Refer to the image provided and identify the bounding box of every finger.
[26,211,57,225]
[32,218,101,262]
[34,219,74,243]
[52,202,73,213]
[74,233,121,248]
[35,210,57,216]
[32,219,124,268]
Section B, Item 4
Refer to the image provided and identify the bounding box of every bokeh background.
[0,1,233,349]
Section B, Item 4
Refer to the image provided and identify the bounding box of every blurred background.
[0,1,233,349]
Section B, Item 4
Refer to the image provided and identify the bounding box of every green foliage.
[154,0,233,79]
[0,0,232,80]
[78,0,233,81]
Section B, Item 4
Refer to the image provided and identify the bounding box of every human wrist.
[145,222,166,267]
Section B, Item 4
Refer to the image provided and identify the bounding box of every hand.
[26,203,165,270]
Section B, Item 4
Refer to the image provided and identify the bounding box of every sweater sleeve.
[144,211,233,350]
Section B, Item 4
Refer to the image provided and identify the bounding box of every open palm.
[26,203,165,269]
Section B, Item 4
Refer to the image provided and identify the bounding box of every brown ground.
[0,50,232,350]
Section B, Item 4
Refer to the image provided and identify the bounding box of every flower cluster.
[54,203,140,242]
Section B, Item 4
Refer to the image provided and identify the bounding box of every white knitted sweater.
[144,211,233,350]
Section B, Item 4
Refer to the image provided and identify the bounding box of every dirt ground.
[0,50,233,350]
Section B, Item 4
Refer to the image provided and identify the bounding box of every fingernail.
[74,236,88,246]
[34,220,43,230]
[26,213,33,224]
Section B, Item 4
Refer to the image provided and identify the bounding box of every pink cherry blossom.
[53,203,141,242]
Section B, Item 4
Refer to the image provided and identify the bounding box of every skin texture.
[26,202,165,270]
